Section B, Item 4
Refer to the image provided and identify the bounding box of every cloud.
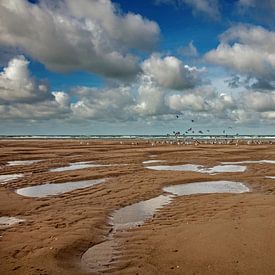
[0,0,160,80]
[237,0,275,26]
[155,0,220,19]
[141,54,203,90]
[0,56,70,120]
[2,55,275,126]
[167,87,236,118]
[178,41,199,57]
[0,55,52,103]
[71,86,135,121]
[205,25,275,81]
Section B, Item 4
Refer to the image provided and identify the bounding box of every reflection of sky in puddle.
[50,162,109,172]
[146,164,246,174]
[111,195,173,230]
[7,160,41,166]
[163,181,249,196]
[142,160,165,164]
[265,176,275,179]
[16,179,106,197]
[221,160,275,164]
[0,216,25,228]
[0,174,24,184]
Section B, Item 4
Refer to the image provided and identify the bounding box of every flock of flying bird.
[172,114,236,137]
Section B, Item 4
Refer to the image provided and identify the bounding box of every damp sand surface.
[0,140,275,275]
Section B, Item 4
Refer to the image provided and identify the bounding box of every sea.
[0,135,275,140]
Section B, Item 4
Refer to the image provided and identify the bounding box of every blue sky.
[0,0,275,135]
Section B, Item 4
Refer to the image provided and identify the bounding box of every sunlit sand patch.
[82,180,249,272]
[49,162,110,172]
[0,174,24,184]
[7,160,41,166]
[142,160,165,164]
[221,160,275,165]
[16,179,106,198]
[0,216,25,228]
[146,164,246,174]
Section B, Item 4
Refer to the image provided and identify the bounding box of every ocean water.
[0,135,275,140]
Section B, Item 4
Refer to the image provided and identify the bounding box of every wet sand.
[0,139,275,274]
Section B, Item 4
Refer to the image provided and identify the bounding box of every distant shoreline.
[0,135,275,141]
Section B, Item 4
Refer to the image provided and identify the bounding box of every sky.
[0,0,275,135]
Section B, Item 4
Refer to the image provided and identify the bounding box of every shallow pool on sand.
[221,160,275,165]
[16,179,106,198]
[146,164,246,174]
[81,180,249,272]
[7,160,41,166]
[49,162,109,172]
[0,174,24,184]
[0,217,25,228]
[163,180,249,196]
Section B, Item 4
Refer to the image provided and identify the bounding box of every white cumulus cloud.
[0,0,160,80]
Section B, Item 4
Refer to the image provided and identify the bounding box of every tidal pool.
[0,174,24,184]
[0,216,25,228]
[163,180,249,196]
[110,194,173,231]
[146,164,246,174]
[7,160,41,166]
[16,179,106,198]
[142,160,165,164]
[82,180,249,272]
[50,162,109,172]
[221,160,275,165]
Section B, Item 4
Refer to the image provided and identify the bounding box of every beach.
[0,139,275,274]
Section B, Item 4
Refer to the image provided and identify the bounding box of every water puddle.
[203,165,247,173]
[146,164,246,174]
[7,160,41,166]
[16,179,106,198]
[142,160,165,164]
[0,174,24,184]
[82,180,249,272]
[265,176,275,179]
[50,162,109,172]
[221,160,275,165]
[163,180,249,196]
[0,216,25,228]
[111,195,173,231]
[146,164,202,171]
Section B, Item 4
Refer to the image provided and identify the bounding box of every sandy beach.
[0,139,275,274]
